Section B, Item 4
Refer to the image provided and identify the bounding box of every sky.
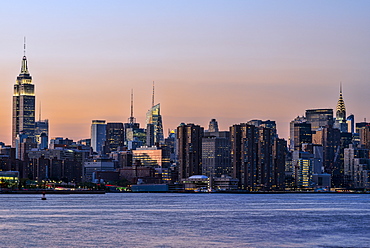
[1,1,370,145]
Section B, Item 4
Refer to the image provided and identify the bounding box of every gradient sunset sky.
[1,1,370,144]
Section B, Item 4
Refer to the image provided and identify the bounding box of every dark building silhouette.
[230,123,257,190]
[230,123,286,191]
[177,123,203,180]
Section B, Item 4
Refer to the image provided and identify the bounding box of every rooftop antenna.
[340,81,342,94]
[39,101,42,121]
[128,89,136,124]
[152,81,155,107]
[23,37,26,56]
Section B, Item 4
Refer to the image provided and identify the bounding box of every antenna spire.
[39,101,41,121]
[23,37,26,56]
[152,81,155,107]
[130,89,134,121]
[128,89,136,124]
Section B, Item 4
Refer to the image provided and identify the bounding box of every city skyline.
[1,1,370,144]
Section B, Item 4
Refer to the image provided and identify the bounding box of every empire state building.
[12,53,35,147]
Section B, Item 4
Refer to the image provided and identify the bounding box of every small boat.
[41,193,47,200]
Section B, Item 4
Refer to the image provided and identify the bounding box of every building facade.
[12,54,35,147]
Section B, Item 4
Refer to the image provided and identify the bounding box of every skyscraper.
[12,49,35,147]
[91,120,107,153]
[35,119,49,149]
[146,82,164,144]
[334,84,348,132]
[105,123,124,153]
[177,123,204,180]
[305,109,334,131]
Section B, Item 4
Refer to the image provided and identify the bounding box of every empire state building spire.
[20,37,29,75]
[336,83,346,122]
[12,40,35,147]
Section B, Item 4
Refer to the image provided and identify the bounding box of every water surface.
[1,193,369,247]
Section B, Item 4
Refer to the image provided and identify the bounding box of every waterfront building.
[230,123,257,190]
[91,120,106,154]
[272,138,288,190]
[231,122,286,191]
[177,123,204,180]
[27,148,89,182]
[12,51,35,147]
[344,145,370,188]
[202,131,231,178]
[0,171,19,188]
[83,158,115,182]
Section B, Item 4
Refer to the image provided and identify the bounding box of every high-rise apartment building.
[230,122,286,191]
[12,53,35,147]
[230,123,257,190]
[177,123,204,180]
[91,120,107,153]
[202,131,231,178]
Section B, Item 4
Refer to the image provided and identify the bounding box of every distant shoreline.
[1,190,368,194]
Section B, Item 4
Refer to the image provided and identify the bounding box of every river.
[0,193,369,247]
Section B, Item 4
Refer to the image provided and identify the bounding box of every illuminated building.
[132,146,170,168]
[290,121,312,151]
[105,123,124,152]
[146,83,164,144]
[334,85,348,132]
[12,50,35,147]
[292,150,313,188]
[0,171,19,188]
[305,109,334,131]
[35,119,49,149]
[230,122,286,191]
[91,120,106,153]
[202,131,231,178]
